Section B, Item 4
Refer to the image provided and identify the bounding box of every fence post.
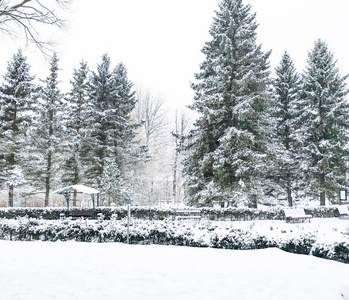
[127,204,131,244]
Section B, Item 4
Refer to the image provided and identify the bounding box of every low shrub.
[0,217,347,264]
[0,206,340,221]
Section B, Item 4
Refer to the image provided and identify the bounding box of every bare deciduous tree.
[172,110,191,206]
[135,87,169,147]
[0,0,71,53]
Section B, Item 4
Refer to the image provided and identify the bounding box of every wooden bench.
[175,209,201,221]
[337,206,349,218]
[283,209,312,223]
[69,209,94,219]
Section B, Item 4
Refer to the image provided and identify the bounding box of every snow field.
[0,240,348,300]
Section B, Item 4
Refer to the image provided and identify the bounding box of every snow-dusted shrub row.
[0,217,348,263]
[0,207,64,219]
[0,207,174,220]
[0,206,340,220]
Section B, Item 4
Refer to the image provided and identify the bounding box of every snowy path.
[0,241,348,299]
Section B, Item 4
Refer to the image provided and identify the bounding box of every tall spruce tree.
[184,0,272,207]
[300,40,349,205]
[87,54,137,204]
[61,61,91,205]
[29,53,63,206]
[0,49,34,207]
[272,52,302,206]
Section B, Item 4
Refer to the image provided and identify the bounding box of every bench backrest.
[70,209,93,217]
[283,209,308,218]
[337,206,349,215]
[175,209,201,216]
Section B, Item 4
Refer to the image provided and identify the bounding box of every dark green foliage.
[334,243,349,263]
[0,216,348,263]
[184,0,272,207]
[28,53,64,206]
[85,54,141,204]
[281,238,315,255]
[0,49,35,206]
[61,61,91,188]
[300,40,349,205]
[0,206,339,220]
[272,52,303,206]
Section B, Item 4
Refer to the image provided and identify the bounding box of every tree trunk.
[45,152,52,207]
[8,152,15,207]
[319,173,326,206]
[173,149,178,206]
[320,191,326,206]
[73,152,79,206]
[73,190,77,207]
[248,194,258,208]
[287,187,293,207]
[8,184,14,207]
[44,180,50,207]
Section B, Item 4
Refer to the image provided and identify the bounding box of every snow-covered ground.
[0,240,348,300]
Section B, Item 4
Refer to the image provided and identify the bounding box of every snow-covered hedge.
[0,217,348,263]
[0,206,340,220]
[0,207,174,220]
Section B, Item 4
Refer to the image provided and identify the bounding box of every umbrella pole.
[91,194,96,219]
[64,192,70,217]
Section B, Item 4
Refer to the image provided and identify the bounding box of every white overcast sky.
[1,0,349,111]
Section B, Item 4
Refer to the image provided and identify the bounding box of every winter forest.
[1,0,349,209]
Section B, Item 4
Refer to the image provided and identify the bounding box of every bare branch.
[0,0,71,55]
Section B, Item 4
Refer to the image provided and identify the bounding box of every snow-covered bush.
[0,206,340,221]
[0,217,348,263]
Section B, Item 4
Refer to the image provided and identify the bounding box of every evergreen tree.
[272,52,302,206]
[183,0,272,207]
[98,157,129,205]
[61,61,91,205]
[28,53,63,206]
[300,40,349,205]
[87,54,139,204]
[0,49,34,206]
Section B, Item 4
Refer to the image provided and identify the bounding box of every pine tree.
[300,40,349,205]
[98,157,130,205]
[86,54,112,186]
[184,0,272,207]
[61,61,91,205]
[87,54,139,204]
[0,49,34,206]
[28,53,63,206]
[272,52,302,206]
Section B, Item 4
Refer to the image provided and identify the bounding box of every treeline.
[1,0,349,209]
[183,0,349,207]
[0,52,152,207]
[0,51,189,208]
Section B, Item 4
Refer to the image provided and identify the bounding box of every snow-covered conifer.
[97,157,130,205]
[184,0,272,207]
[272,52,302,206]
[28,53,64,206]
[300,40,349,205]
[0,49,35,206]
[87,54,141,204]
[60,61,91,205]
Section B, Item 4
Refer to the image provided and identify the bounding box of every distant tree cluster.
[183,0,349,207]
[0,51,146,206]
